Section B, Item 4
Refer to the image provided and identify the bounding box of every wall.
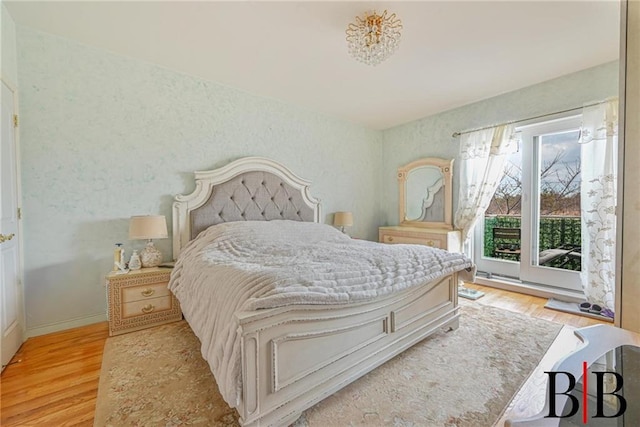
[379,61,619,227]
[17,27,382,334]
[619,0,640,333]
[14,24,625,335]
[1,3,18,86]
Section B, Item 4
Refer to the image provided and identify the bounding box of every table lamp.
[129,215,168,268]
[333,211,353,233]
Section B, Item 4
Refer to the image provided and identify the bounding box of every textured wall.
[1,4,18,86]
[380,61,619,226]
[17,27,382,333]
[14,23,622,334]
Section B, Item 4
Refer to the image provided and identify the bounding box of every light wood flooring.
[463,283,608,328]
[0,321,109,426]
[0,284,606,426]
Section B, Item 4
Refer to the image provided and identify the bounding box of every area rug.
[94,302,562,427]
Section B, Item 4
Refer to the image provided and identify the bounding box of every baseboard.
[26,313,107,338]
[474,276,585,303]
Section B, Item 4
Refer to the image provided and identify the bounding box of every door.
[518,117,582,291]
[474,115,583,292]
[1,80,23,370]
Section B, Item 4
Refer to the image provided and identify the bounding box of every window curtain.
[579,99,618,312]
[454,124,519,243]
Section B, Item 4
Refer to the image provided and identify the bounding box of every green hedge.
[483,216,581,270]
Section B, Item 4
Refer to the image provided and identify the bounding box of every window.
[473,115,583,291]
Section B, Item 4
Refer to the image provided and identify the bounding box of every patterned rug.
[94,301,562,427]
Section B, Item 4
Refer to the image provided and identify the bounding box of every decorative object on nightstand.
[333,211,353,234]
[129,215,168,268]
[105,267,181,336]
[113,243,125,271]
[128,250,142,271]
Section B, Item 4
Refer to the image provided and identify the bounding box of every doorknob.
[0,233,15,243]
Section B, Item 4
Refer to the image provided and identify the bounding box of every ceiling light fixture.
[345,10,402,66]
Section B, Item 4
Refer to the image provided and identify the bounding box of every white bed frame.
[173,157,460,426]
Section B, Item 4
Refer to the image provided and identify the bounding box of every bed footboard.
[235,273,459,427]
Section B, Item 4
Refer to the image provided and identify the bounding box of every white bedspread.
[168,220,474,407]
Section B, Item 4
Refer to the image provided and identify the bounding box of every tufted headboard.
[172,157,321,260]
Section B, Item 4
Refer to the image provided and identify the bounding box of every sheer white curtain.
[454,124,519,243]
[579,99,618,312]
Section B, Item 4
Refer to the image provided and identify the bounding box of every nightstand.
[378,226,462,252]
[106,267,181,336]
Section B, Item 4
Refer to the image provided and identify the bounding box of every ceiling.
[4,1,621,130]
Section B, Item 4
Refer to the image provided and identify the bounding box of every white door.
[474,115,583,292]
[1,80,23,370]
[518,117,582,291]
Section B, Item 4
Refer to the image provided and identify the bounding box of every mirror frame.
[398,157,454,229]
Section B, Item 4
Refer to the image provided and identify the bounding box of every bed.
[169,156,475,426]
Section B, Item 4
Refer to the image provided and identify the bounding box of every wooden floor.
[0,284,606,426]
[463,283,608,328]
[0,322,109,427]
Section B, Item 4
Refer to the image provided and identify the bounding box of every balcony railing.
[484,215,581,271]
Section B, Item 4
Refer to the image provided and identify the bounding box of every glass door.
[473,145,522,279]
[474,116,583,292]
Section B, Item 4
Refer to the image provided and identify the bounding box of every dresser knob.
[388,236,394,242]
[141,288,155,297]
[141,304,155,313]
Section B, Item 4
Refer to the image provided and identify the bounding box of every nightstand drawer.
[122,295,173,318]
[106,267,181,336]
[122,283,170,303]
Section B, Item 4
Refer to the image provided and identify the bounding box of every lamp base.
[140,240,162,268]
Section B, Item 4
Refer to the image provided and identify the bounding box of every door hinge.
[17,208,22,219]
[13,114,18,127]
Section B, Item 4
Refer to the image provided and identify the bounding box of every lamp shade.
[333,211,354,227]
[129,215,168,240]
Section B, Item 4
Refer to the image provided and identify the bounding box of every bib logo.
[545,362,627,422]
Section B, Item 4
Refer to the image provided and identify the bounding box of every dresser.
[378,226,462,252]
[106,267,181,336]
[387,157,461,252]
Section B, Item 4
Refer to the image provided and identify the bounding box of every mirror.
[398,158,453,229]
[405,166,444,221]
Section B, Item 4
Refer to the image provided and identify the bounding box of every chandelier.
[345,10,402,66]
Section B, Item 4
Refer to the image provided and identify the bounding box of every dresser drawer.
[381,233,444,248]
[122,295,173,318]
[122,282,170,303]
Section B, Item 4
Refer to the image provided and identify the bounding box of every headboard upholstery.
[173,157,321,259]
[190,171,315,239]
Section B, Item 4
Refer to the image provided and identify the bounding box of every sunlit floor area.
[463,282,607,328]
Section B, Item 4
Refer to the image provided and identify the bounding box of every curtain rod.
[451,99,611,138]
